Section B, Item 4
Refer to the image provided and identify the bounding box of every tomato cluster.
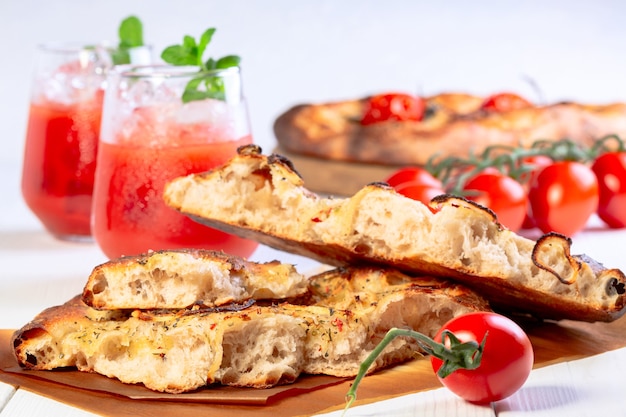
[385,136,626,236]
[361,93,426,125]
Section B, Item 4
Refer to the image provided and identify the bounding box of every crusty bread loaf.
[273,93,626,166]
[12,266,488,393]
[163,145,626,322]
[82,249,308,310]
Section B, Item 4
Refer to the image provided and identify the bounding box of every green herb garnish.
[161,28,241,102]
[111,15,145,65]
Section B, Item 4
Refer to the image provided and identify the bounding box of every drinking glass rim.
[113,64,240,79]
[36,42,152,55]
[38,41,111,53]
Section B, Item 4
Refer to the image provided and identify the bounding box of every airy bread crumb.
[164,145,626,322]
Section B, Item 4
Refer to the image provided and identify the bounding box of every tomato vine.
[387,135,626,234]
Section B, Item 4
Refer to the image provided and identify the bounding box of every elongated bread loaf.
[82,249,308,310]
[274,94,626,166]
[12,266,488,393]
[163,145,626,322]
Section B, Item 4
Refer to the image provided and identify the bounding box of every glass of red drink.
[92,64,259,259]
[21,43,151,241]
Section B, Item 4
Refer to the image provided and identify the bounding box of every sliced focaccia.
[274,93,626,166]
[82,249,308,310]
[12,267,489,393]
[163,145,626,322]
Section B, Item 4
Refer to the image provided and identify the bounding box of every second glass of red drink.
[21,38,152,242]
[92,64,259,259]
[21,43,110,241]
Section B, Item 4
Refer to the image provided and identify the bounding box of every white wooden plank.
[497,347,626,416]
[0,389,98,417]
[0,381,16,412]
[315,386,495,417]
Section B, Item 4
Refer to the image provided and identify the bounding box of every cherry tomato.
[361,93,425,125]
[518,155,553,229]
[395,182,446,210]
[385,167,445,210]
[481,92,532,113]
[462,171,528,232]
[385,166,442,189]
[592,152,626,228]
[517,155,554,184]
[528,161,599,236]
[431,312,534,404]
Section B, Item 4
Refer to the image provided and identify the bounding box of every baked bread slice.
[297,267,490,376]
[82,249,308,310]
[163,145,626,322]
[273,93,626,166]
[12,266,488,393]
[12,296,306,393]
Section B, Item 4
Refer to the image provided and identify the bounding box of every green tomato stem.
[343,327,486,416]
[426,135,626,193]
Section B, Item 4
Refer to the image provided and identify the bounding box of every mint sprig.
[161,28,241,103]
[119,16,144,49]
[111,16,144,65]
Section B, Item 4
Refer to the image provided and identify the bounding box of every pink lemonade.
[21,91,103,239]
[92,122,258,259]
[93,112,258,258]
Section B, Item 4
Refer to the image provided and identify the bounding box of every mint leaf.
[161,27,241,103]
[182,90,211,102]
[112,15,144,65]
[182,75,226,103]
[197,28,216,66]
[161,45,196,66]
[182,35,197,50]
[215,55,241,69]
[119,16,144,48]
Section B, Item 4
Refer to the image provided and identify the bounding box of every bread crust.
[12,266,488,393]
[273,94,626,165]
[82,249,308,310]
[164,145,626,322]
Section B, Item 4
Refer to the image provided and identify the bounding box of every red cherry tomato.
[462,171,528,232]
[481,92,532,113]
[431,312,534,404]
[385,166,442,189]
[385,167,444,210]
[592,152,626,228]
[361,93,425,125]
[517,155,554,184]
[395,182,446,211]
[528,161,599,236]
[518,155,553,229]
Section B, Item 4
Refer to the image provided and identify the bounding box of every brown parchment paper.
[2,316,626,417]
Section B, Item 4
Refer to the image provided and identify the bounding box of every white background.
[1,0,625,232]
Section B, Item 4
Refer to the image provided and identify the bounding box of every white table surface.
[1,158,625,416]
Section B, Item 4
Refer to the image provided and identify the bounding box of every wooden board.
[274,146,402,196]
[2,314,626,417]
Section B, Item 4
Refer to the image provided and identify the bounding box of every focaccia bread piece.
[297,267,490,376]
[12,296,306,393]
[12,267,488,393]
[164,145,626,322]
[82,249,308,310]
[274,93,626,165]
